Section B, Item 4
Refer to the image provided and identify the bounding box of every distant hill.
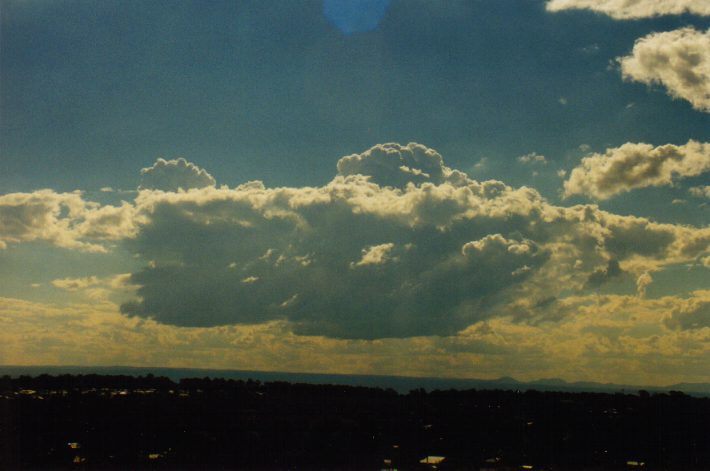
[1,365,709,396]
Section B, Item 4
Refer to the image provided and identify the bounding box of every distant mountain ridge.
[2,365,709,396]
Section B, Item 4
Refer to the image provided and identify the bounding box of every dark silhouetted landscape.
[2,373,709,470]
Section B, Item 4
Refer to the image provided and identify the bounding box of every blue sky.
[3,1,707,193]
[1,0,709,385]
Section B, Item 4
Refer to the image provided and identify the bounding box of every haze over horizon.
[1,0,710,387]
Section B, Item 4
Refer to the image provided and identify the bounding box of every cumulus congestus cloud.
[3,145,708,339]
[139,157,216,191]
[114,144,710,339]
[618,27,710,113]
[545,0,710,19]
[120,176,549,339]
[563,140,710,199]
[336,142,468,188]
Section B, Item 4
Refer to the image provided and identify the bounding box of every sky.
[1,0,709,386]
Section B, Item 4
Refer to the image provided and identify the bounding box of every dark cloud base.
[114,144,710,339]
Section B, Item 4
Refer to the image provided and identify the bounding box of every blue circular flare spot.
[323,0,391,35]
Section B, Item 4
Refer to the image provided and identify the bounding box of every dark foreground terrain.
[1,374,709,470]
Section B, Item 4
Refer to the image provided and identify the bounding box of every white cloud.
[0,190,138,251]
[139,157,216,191]
[636,271,653,298]
[563,140,710,199]
[4,144,710,342]
[116,145,710,339]
[352,243,396,267]
[120,176,552,338]
[517,152,547,165]
[76,201,139,240]
[0,190,102,252]
[52,276,101,291]
[51,274,137,301]
[618,27,710,113]
[546,0,710,19]
[690,186,710,198]
[336,142,469,188]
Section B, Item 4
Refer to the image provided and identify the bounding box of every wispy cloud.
[517,152,547,165]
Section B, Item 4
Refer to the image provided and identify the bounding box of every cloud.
[51,274,137,301]
[618,28,710,113]
[690,186,710,198]
[4,144,710,341]
[665,299,710,330]
[636,271,653,298]
[114,144,710,339]
[585,259,623,289]
[139,157,216,191]
[563,140,710,199]
[120,175,551,339]
[0,190,101,251]
[76,201,139,240]
[517,153,547,165]
[3,290,710,385]
[545,0,710,19]
[0,190,138,251]
[336,142,468,188]
[52,276,101,291]
[352,242,396,267]
[116,145,564,338]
